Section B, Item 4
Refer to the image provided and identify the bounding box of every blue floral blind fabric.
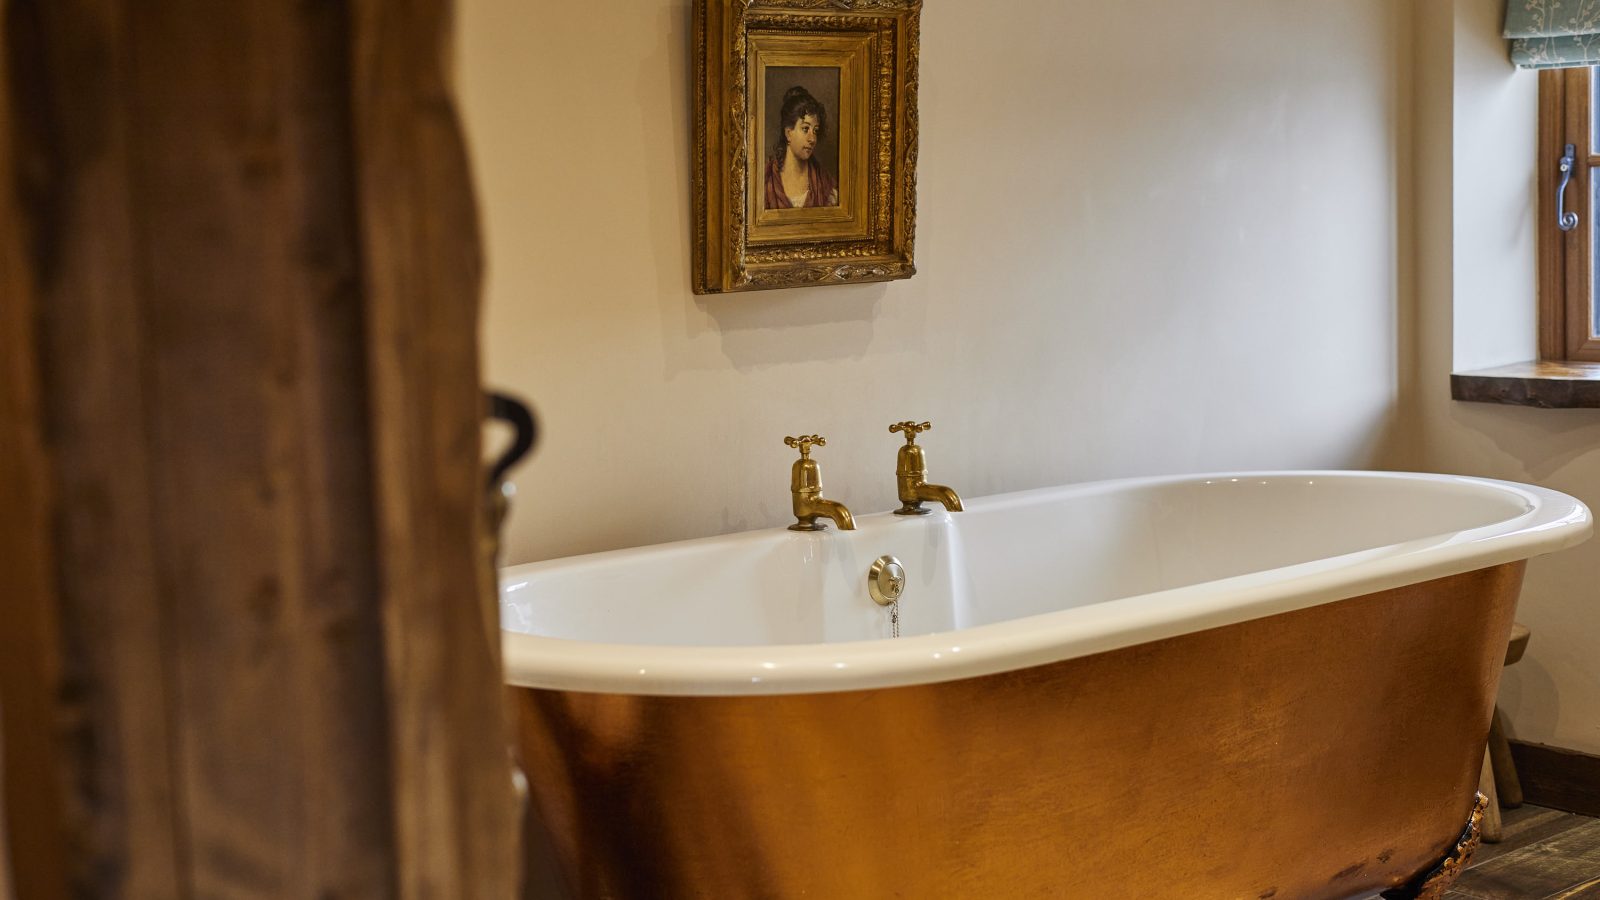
[1506,1,1600,68]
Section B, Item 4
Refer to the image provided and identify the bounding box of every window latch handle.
[1558,143,1580,233]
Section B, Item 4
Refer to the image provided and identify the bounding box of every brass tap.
[889,421,963,515]
[784,435,856,531]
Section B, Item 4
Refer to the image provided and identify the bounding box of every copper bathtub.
[500,472,1590,898]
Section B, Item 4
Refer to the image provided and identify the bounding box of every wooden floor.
[1355,805,1600,899]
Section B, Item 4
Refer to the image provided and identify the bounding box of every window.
[1541,67,1600,362]
[1451,26,1600,405]
[1450,66,1600,407]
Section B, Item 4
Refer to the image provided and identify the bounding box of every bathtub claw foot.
[1381,792,1487,900]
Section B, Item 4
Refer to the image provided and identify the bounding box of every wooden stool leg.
[1487,707,1522,809]
[1478,750,1503,843]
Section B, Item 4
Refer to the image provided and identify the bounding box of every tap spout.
[911,482,963,513]
[792,494,856,531]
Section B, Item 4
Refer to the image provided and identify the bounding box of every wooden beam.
[348,0,521,894]
[0,759,12,900]
[0,1,518,895]
[0,6,71,895]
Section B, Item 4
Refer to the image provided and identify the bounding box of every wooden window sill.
[1452,361,1600,408]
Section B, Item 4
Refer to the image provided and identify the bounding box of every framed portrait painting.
[693,0,922,294]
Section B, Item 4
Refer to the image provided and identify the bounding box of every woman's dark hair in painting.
[773,85,827,159]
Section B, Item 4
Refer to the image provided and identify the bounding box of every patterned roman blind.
[1506,0,1600,69]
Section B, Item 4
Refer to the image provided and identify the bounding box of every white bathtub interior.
[503,474,1534,646]
[497,471,1588,695]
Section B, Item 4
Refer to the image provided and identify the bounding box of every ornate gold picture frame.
[693,0,921,294]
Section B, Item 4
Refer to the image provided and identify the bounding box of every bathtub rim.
[499,470,1591,696]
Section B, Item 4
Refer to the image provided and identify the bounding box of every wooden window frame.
[1540,68,1600,361]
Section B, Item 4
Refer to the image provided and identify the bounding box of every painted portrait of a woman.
[764,85,839,210]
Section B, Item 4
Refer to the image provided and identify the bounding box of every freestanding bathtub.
[500,471,1590,899]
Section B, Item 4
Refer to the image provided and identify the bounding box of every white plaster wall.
[459,0,1411,565]
[1451,0,1540,372]
[1411,0,1600,756]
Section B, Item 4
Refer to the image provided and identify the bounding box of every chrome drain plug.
[868,555,906,606]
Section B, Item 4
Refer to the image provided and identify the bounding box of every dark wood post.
[0,1,519,896]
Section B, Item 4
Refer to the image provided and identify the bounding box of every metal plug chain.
[868,555,905,638]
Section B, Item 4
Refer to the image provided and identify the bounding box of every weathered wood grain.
[5,1,205,891]
[348,0,521,895]
[1539,70,1569,361]
[1447,818,1600,899]
[1488,709,1523,810]
[1481,753,1505,843]
[0,735,11,900]
[1472,805,1594,868]
[1357,806,1600,900]
[1,0,518,895]
[1512,742,1600,819]
[0,4,78,896]
[1452,361,1600,408]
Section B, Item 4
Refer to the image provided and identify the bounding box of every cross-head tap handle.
[784,434,826,458]
[889,421,932,444]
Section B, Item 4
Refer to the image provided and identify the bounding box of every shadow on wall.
[1336,402,1417,474]
[694,284,888,369]
[1499,661,1561,743]
[1453,403,1600,480]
